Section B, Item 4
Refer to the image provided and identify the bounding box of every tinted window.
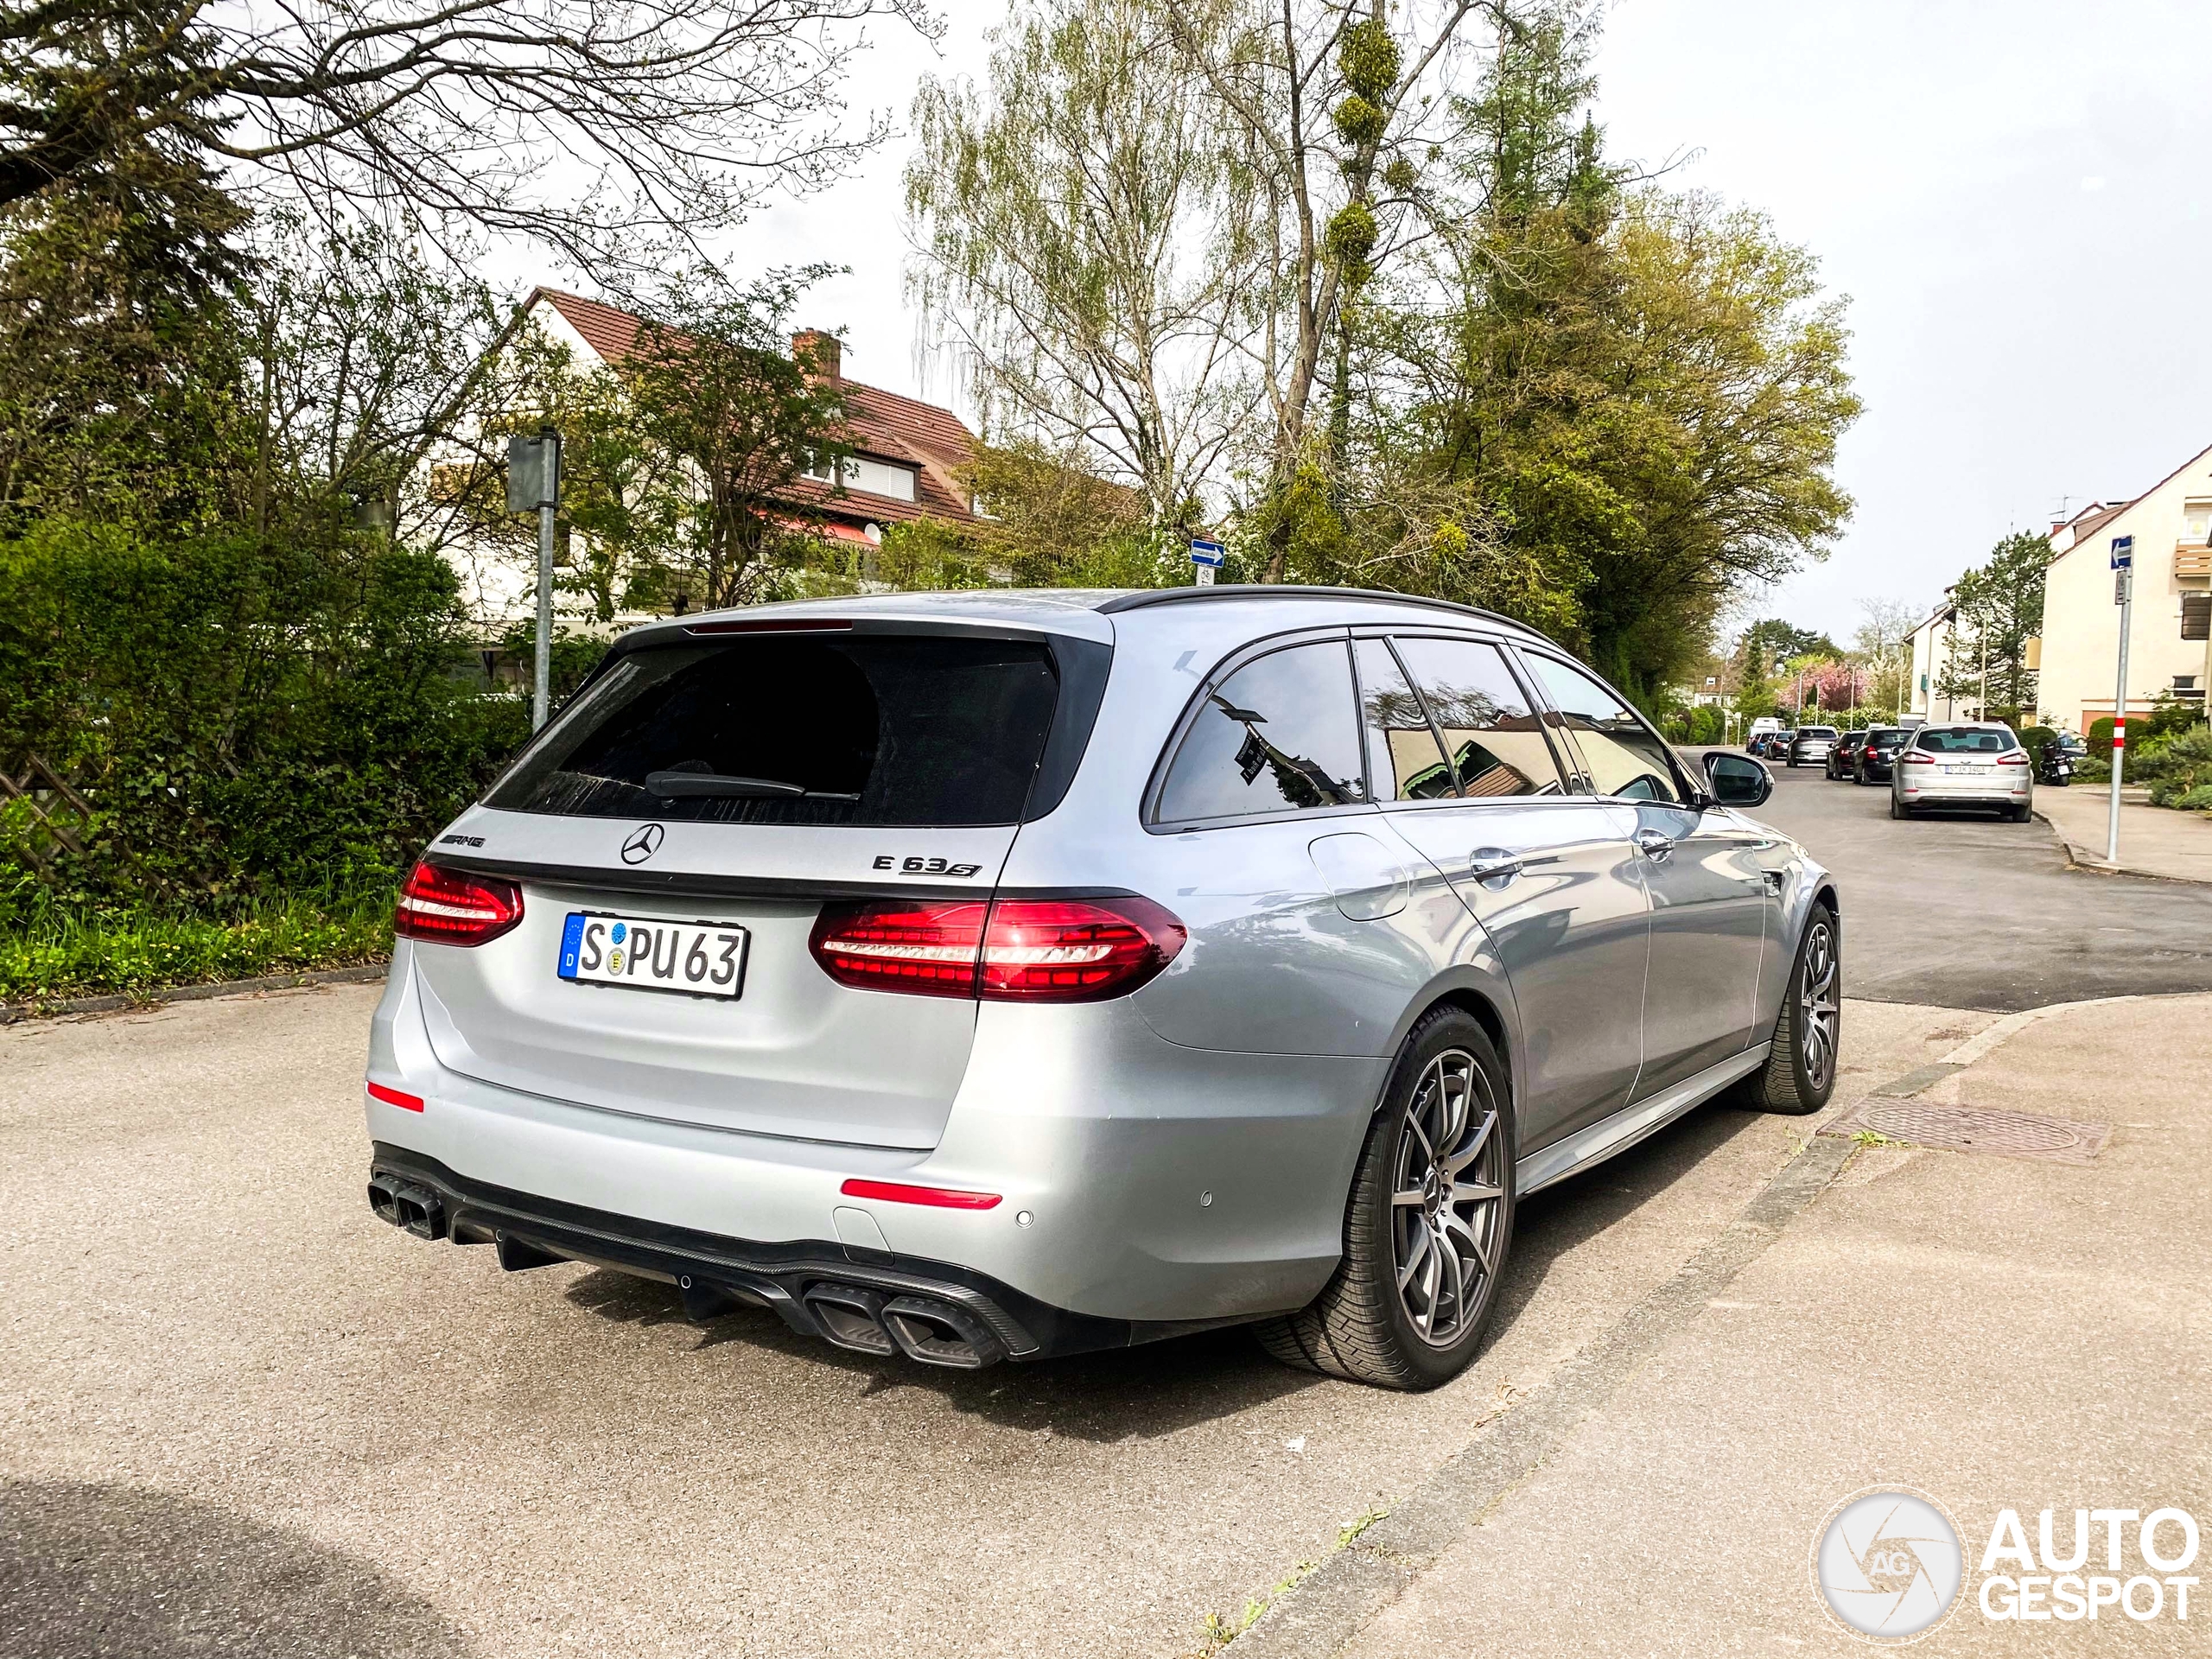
[1915,726,2018,753]
[1392,637,1565,798]
[1799,727,1839,740]
[1157,643,1364,823]
[1866,728,1904,750]
[487,634,1058,826]
[1524,653,1687,804]
[1354,639,1454,801]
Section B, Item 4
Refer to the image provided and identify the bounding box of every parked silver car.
[1890,721,2034,821]
[1789,725,1840,767]
[363,588,1840,1389]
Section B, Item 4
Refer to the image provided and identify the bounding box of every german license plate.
[558,912,747,1000]
[1944,764,1991,775]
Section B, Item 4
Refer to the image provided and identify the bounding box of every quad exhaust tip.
[803,1282,1007,1369]
[365,1174,445,1241]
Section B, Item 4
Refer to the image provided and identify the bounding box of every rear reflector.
[394,861,524,946]
[366,1082,425,1113]
[810,895,1185,1002]
[840,1178,1002,1210]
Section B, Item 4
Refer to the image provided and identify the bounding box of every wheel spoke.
[1437,1224,1466,1337]
[1393,1186,1428,1207]
[1443,1210,1493,1280]
[1396,1217,1432,1289]
[1440,1110,1496,1177]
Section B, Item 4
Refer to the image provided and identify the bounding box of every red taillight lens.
[809,901,989,997]
[810,895,1185,1003]
[394,861,524,946]
[977,898,1185,1001]
[1998,752,2030,766]
[1902,751,1935,765]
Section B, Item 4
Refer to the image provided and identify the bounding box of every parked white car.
[1890,722,2033,821]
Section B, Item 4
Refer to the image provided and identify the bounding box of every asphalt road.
[1714,749,2212,1011]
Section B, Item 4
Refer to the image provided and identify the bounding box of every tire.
[1255,1008,1516,1390]
[2008,803,2032,823]
[1736,904,1840,1116]
[1889,793,1908,819]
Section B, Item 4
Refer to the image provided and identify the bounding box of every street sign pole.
[1189,537,1225,588]
[2108,536,2134,863]
[510,428,563,731]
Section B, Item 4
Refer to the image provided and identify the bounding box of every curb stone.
[0,961,390,1026]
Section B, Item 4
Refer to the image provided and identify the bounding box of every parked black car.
[1826,732,1866,779]
[1853,727,1907,785]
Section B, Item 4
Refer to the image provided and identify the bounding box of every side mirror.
[1702,750,1771,809]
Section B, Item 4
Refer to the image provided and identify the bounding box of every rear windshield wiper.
[644,771,859,802]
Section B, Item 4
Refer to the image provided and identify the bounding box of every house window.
[801,454,918,502]
[2183,500,2212,545]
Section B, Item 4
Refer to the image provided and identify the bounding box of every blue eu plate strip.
[558,912,586,978]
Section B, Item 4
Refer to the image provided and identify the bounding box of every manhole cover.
[1824,1101,2110,1165]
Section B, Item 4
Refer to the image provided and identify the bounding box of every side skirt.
[1516,1044,1773,1197]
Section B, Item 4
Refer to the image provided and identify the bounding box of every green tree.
[626,270,852,608]
[1935,531,2047,721]
[906,0,1260,525]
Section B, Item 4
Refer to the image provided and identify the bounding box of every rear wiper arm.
[644,771,858,802]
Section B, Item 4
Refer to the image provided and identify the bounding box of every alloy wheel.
[1390,1050,1506,1349]
[1798,921,1840,1092]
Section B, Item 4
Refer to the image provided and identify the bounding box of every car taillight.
[810,895,1185,1002]
[394,861,524,945]
[1998,752,2030,766]
[809,901,989,998]
[1902,752,1935,765]
[978,898,1186,1001]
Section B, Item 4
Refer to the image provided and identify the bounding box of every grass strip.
[0,894,392,1004]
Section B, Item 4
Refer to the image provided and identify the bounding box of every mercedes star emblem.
[620,823,665,864]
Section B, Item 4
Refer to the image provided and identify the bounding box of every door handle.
[1634,828,1675,862]
[1467,848,1523,887]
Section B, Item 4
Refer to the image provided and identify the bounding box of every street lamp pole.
[508,426,563,732]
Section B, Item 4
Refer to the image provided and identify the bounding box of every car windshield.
[1914,727,2018,753]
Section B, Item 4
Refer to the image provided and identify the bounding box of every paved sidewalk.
[1277,994,2212,1657]
[2037,782,2212,883]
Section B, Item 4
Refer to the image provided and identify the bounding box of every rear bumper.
[365,944,1371,1351]
[365,1142,1198,1364]
[1896,776,2031,804]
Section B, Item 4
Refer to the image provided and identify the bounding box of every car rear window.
[1800,728,1839,739]
[1914,727,2018,754]
[1155,641,1365,823]
[487,634,1059,826]
[1866,729,1904,747]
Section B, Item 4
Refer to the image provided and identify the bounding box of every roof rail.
[1094,583,1530,634]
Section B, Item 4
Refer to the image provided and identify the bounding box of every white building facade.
[2037,443,2212,734]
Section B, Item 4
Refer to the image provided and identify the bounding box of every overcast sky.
[737,0,2212,645]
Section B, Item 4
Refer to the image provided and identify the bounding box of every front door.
[1517,650,1768,1099]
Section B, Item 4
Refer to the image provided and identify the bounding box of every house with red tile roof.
[528,287,982,551]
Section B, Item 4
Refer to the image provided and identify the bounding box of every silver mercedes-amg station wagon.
[363,587,1838,1389]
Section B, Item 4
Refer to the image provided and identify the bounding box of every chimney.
[791,328,841,382]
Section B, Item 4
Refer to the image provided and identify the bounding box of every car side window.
[1155,641,1367,823]
[1391,636,1567,797]
[1522,653,1688,805]
[1353,639,1456,801]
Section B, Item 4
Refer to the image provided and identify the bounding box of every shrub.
[0,518,527,919]
[2178,785,2212,812]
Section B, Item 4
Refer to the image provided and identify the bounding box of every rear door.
[1363,632,1652,1149]
[406,620,1102,1150]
